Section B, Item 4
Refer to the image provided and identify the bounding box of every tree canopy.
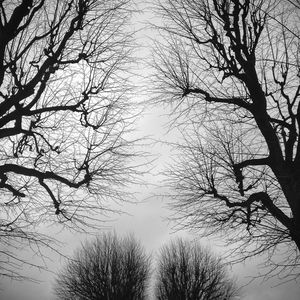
[153,0,300,277]
[0,0,136,280]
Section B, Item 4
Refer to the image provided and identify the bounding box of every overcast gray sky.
[2,103,300,300]
[1,1,300,299]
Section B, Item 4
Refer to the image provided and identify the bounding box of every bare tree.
[155,239,238,300]
[152,0,300,277]
[54,233,151,300]
[0,0,137,280]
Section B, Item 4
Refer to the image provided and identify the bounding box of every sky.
[2,105,300,300]
[1,1,300,299]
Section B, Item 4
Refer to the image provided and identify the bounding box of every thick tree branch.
[0,164,91,189]
[235,157,271,169]
[182,88,252,111]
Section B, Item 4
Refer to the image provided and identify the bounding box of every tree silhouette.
[153,0,300,276]
[155,239,238,300]
[0,0,136,280]
[54,233,151,300]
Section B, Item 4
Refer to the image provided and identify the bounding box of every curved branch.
[182,87,253,111]
[0,164,90,189]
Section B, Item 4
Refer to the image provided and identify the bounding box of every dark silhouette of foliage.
[153,0,300,277]
[155,239,238,300]
[54,233,151,300]
[0,0,136,280]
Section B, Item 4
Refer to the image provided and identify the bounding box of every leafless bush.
[54,233,151,300]
[155,239,238,300]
